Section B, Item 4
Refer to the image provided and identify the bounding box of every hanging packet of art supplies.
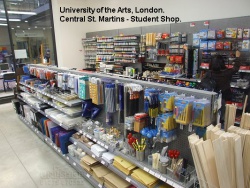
[192,99,211,127]
[57,73,63,88]
[78,76,90,100]
[125,83,143,116]
[174,96,195,125]
[89,77,103,105]
[74,76,78,94]
[67,74,75,89]
[162,112,177,131]
[158,92,177,112]
[117,83,124,123]
[144,88,159,118]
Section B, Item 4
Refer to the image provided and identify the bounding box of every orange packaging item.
[175,56,183,63]
[170,56,176,63]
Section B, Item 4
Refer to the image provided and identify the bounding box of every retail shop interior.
[12,16,250,188]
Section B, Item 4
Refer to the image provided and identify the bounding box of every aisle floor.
[0,103,94,188]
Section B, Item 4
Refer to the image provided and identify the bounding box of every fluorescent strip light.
[0,23,7,26]
[0,18,21,21]
[0,10,37,15]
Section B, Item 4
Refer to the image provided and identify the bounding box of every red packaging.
[170,56,176,63]
[175,56,183,63]
[216,41,224,50]
[216,30,225,39]
[240,66,250,70]
[224,41,232,50]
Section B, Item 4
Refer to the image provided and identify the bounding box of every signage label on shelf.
[143,167,149,172]
[98,184,102,188]
[188,123,193,132]
[92,154,96,159]
[79,130,83,134]
[93,138,97,142]
[160,176,167,182]
[104,145,108,149]
[86,174,90,178]
[180,124,184,130]
[101,143,104,147]
[101,160,105,165]
[167,179,174,186]
[74,142,77,145]
[155,173,161,178]
[73,162,76,166]
[67,156,69,160]
[97,141,101,145]
[149,170,155,176]
[125,177,131,182]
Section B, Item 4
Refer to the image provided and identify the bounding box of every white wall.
[52,0,250,69]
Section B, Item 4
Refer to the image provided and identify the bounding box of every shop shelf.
[230,84,250,89]
[19,82,82,107]
[68,155,103,188]
[239,70,250,73]
[69,137,147,188]
[17,95,77,130]
[113,150,195,188]
[18,115,45,141]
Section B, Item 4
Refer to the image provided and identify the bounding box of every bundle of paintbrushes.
[192,99,211,127]
[158,92,177,112]
[174,97,195,125]
[89,77,103,105]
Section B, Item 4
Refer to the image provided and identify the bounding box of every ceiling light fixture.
[25,20,28,22]
[17,26,20,28]
[0,18,21,21]
[28,28,30,30]
[35,26,37,28]
[12,28,14,30]
[0,23,7,26]
[0,10,37,15]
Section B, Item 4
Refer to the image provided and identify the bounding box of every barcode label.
[92,154,96,158]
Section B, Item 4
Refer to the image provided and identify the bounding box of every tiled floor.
[0,103,94,188]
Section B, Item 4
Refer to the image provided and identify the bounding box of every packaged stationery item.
[192,99,211,127]
[158,92,177,112]
[226,28,237,38]
[78,76,90,99]
[174,97,195,125]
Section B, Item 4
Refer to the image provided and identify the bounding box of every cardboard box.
[103,172,131,188]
